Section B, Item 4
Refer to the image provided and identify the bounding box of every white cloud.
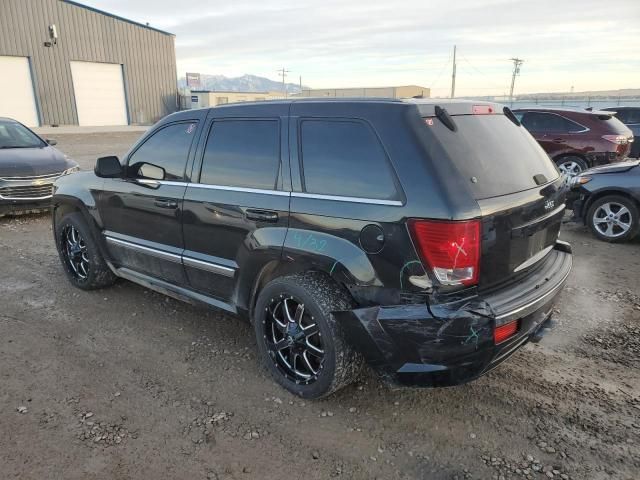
[80,0,640,95]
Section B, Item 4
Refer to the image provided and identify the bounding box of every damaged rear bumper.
[335,241,572,388]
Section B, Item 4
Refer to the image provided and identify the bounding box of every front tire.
[587,195,639,242]
[55,212,117,289]
[253,273,363,399]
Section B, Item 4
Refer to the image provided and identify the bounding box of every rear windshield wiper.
[434,105,457,132]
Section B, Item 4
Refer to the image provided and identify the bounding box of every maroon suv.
[513,107,633,175]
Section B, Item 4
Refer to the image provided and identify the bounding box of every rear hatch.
[414,102,566,290]
[593,110,634,157]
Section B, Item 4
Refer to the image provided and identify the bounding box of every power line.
[277,67,290,97]
[509,58,524,105]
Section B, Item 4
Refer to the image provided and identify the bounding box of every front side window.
[127,122,198,180]
[299,120,397,200]
[200,120,280,190]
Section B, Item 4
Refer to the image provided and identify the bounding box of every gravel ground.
[1,133,639,480]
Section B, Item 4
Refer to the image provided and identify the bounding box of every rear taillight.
[494,320,519,344]
[602,134,629,145]
[408,219,481,286]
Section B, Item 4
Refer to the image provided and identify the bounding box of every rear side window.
[424,114,560,200]
[200,120,280,190]
[299,120,397,200]
[128,122,198,180]
[521,112,584,133]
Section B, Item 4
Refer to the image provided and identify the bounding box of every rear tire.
[555,156,588,177]
[587,195,639,243]
[253,272,363,399]
[55,212,117,290]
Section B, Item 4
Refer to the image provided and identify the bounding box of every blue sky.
[81,0,640,96]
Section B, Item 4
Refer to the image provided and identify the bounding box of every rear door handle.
[154,199,178,209]
[245,209,278,222]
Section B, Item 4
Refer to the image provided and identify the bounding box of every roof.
[192,97,502,116]
[62,1,174,36]
[511,106,614,116]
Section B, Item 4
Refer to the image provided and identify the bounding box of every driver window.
[127,122,198,180]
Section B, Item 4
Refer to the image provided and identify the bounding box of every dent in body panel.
[334,296,494,371]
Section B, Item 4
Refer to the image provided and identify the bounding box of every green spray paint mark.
[399,260,424,289]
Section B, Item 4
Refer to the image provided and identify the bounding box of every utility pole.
[509,58,524,105]
[277,68,290,98]
[299,75,303,95]
[450,45,457,99]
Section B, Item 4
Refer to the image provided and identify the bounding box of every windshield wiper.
[0,145,38,149]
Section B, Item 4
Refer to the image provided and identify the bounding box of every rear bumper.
[336,241,572,388]
[586,151,624,166]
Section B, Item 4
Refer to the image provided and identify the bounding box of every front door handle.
[552,138,565,143]
[154,199,178,209]
[245,209,278,222]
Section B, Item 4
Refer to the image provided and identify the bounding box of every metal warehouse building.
[0,0,177,127]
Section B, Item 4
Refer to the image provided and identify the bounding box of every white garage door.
[70,61,128,126]
[0,56,39,127]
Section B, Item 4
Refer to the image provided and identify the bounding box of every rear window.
[598,115,633,134]
[424,114,560,200]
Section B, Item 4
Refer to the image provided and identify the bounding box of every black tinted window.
[521,112,585,133]
[521,112,583,133]
[200,120,280,190]
[128,122,198,180]
[300,120,397,200]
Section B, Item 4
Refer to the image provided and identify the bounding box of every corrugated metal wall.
[0,0,177,125]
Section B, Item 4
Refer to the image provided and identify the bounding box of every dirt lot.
[1,133,639,480]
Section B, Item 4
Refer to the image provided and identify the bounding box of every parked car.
[602,107,640,158]
[0,117,79,217]
[568,160,640,242]
[512,107,633,176]
[51,99,572,398]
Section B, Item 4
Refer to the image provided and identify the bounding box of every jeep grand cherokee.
[52,99,572,398]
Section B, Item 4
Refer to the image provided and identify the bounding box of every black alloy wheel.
[62,224,90,280]
[263,295,325,384]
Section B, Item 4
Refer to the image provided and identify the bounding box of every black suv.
[52,99,572,398]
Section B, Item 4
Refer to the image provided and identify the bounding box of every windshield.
[0,121,45,149]
[423,114,560,200]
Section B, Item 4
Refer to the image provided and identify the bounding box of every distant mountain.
[517,88,640,100]
[178,74,305,94]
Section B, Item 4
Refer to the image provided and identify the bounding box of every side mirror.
[136,162,167,180]
[95,156,123,178]
[46,139,57,146]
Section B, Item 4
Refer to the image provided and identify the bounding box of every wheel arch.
[245,259,354,324]
[52,196,110,262]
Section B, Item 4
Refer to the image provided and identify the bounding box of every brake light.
[472,105,494,115]
[602,134,629,145]
[494,320,519,344]
[408,219,481,286]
